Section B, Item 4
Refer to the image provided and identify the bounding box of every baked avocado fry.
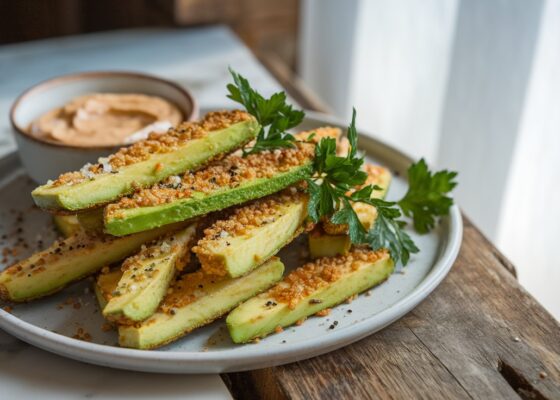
[308,226,352,259]
[32,111,259,212]
[53,215,82,237]
[102,223,197,323]
[118,257,284,349]
[185,127,363,277]
[226,249,394,343]
[0,222,188,302]
[94,267,123,311]
[309,164,392,258]
[76,208,105,233]
[192,188,308,278]
[104,142,314,236]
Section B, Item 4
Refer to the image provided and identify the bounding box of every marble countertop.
[0,26,285,399]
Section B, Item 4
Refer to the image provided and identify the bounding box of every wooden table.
[1,27,558,400]
[223,57,560,400]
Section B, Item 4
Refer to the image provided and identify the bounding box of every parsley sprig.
[398,160,458,233]
[227,68,304,155]
[307,109,457,265]
[226,70,458,265]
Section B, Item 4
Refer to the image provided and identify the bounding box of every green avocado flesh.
[94,268,123,311]
[226,252,394,343]
[76,208,105,232]
[103,224,197,323]
[118,257,284,349]
[197,193,307,278]
[0,223,186,302]
[53,215,82,238]
[308,228,351,259]
[31,119,259,211]
[104,163,313,236]
[309,165,392,258]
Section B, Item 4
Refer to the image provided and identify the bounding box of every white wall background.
[300,0,559,319]
[497,0,560,319]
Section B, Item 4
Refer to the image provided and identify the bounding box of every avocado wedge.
[104,142,314,236]
[32,111,259,211]
[0,223,186,302]
[294,126,342,144]
[53,215,82,237]
[308,226,351,259]
[193,189,307,278]
[76,208,105,233]
[94,267,123,310]
[227,249,394,343]
[103,223,197,323]
[118,257,284,349]
[309,165,392,258]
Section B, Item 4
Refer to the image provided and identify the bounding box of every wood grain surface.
[223,218,560,399]
[222,61,560,399]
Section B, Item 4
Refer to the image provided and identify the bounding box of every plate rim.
[0,111,463,373]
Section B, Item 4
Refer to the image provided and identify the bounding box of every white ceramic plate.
[0,112,462,373]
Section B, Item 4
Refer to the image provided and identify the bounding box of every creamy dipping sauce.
[28,93,183,147]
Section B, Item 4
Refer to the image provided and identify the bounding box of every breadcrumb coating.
[269,248,388,309]
[106,141,314,216]
[322,164,389,235]
[3,232,107,279]
[294,127,342,143]
[158,270,217,313]
[51,110,252,187]
[192,188,306,275]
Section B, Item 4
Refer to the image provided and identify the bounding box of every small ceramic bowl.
[10,71,198,183]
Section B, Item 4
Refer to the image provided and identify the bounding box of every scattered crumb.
[274,326,284,334]
[512,336,521,342]
[539,371,548,379]
[58,296,82,310]
[101,323,113,332]
[73,327,92,341]
[315,308,331,317]
[3,306,13,313]
[346,294,357,304]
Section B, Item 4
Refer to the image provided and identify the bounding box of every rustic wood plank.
[224,216,560,399]
[225,321,474,399]
[221,53,560,399]
[405,217,560,399]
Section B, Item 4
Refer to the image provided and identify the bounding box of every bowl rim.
[9,70,199,151]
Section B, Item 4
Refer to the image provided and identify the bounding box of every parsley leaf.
[362,198,419,266]
[224,71,457,265]
[307,109,419,264]
[398,159,458,233]
[227,68,304,155]
[331,197,367,243]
